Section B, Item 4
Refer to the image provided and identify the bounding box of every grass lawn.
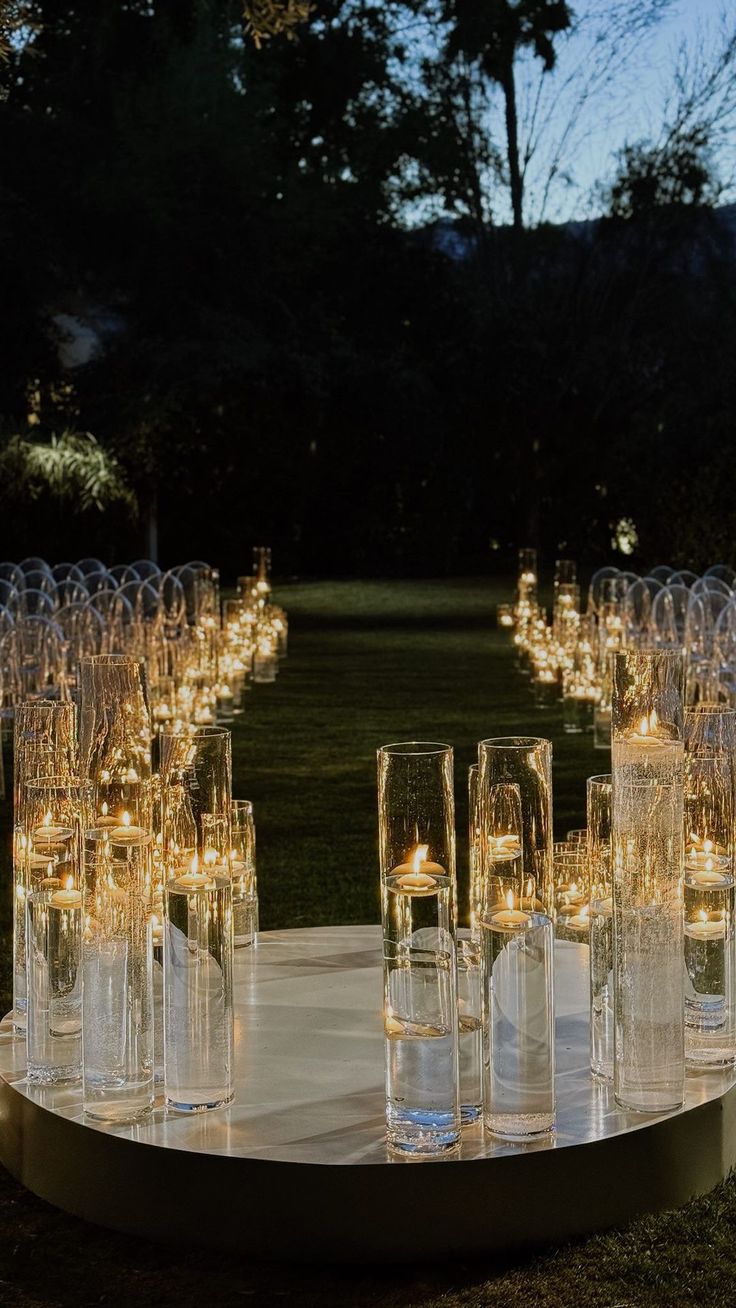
[0,577,734,1308]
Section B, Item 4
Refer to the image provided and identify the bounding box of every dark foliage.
[0,1,734,576]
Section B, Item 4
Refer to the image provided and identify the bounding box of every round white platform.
[0,925,735,1261]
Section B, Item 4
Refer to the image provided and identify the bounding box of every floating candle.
[685,912,726,941]
[393,844,443,892]
[110,811,148,845]
[33,811,72,843]
[490,890,531,930]
[50,877,82,909]
[566,906,590,933]
[175,853,216,891]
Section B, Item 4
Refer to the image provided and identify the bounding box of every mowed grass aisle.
[241,579,596,935]
[0,578,735,1308]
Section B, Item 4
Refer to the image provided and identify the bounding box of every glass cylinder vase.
[587,774,613,1080]
[382,867,459,1155]
[611,649,685,1113]
[82,829,154,1121]
[480,873,555,1139]
[231,799,258,949]
[478,738,552,916]
[24,777,89,1085]
[159,726,232,877]
[12,700,77,1030]
[163,857,234,1111]
[683,728,736,1067]
[377,742,456,919]
[78,654,152,825]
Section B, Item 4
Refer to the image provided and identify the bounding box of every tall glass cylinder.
[82,829,154,1121]
[683,726,736,1067]
[480,872,555,1139]
[478,738,552,916]
[78,654,152,826]
[587,774,613,1080]
[377,742,456,913]
[24,777,89,1085]
[382,867,459,1155]
[12,701,76,1029]
[456,928,482,1123]
[159,726,232,877]
[231,799,258,949]
[468,765,481,935]
[612,650,685,1112]
[163,857,234,1111]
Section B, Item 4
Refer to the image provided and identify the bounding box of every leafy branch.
[0,432,137,516]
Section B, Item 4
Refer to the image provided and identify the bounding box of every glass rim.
[587,773,612,787]
[16,698,69,711]
[613,648,684,663]
[378,741,453,756]
[685,703,736,716]
[160,724,231,740]
[24,775,91,792]
[78,653,145,665]
[479,736,551,750]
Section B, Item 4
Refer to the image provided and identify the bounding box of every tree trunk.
[501,65,523,231]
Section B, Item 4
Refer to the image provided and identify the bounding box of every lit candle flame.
[412,845,429,874]
[43,810,52,827]
[122,811,131,828]
[102,802,108,818]
[190,852,199,875]
[64,875,73,892]
[505,889,515,911]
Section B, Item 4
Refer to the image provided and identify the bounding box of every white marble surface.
[1,924,734,1166]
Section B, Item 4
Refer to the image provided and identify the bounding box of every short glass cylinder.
[478,738,552,916]
[377,742,456,891]
[587,774,613,1081]
[553,847,589,938]
[231,799,258,949]
[480,883,555,1139]
[382,869,459,1155]
[683,748,736,1067]
[163,861,234,1111]
[82,831,154,1121]
[611,650,685,1113]
[12,701,77,1029]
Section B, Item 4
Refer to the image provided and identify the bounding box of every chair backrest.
[131,559,162,583]
[692,576,732,600]
[18,588,56,620]
[670,569,699,589]
[652,584,690,647]
[704,564,736,588]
